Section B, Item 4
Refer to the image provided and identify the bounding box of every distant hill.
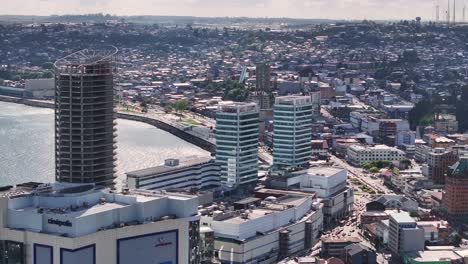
[0,14,348,25]
[0,15,49,24]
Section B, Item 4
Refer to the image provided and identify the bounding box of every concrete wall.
[300,170,347,197]
[210,198,313,241]
[213,209,323,264]
[117,113,216,154]
[401,228,425,253]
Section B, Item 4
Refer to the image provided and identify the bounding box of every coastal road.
[118,104,274,165]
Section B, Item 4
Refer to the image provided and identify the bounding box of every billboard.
[117,230,178,264]
[34,244,52,264]
[60,244,95,264]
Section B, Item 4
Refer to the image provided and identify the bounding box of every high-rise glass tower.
[215,102,259,189]
[273,96,313,169]
[54,47,118,186]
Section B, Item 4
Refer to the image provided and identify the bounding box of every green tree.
[401,50,420,63]
[400,159,412,168]
[409,100,434,130]
[362,161,372,170]
[42,71,53,78]
[164,105,173,113]
[222,80,250,102]
[140,101,148,113]
[42,62,54,70]
[172,100,188,114]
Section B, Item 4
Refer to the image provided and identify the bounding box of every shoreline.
[0,95,216,154]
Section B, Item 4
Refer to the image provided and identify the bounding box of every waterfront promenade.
[0,95,273,164]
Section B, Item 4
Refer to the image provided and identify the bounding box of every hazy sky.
[0,0,449,20]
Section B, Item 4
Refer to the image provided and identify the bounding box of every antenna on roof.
[463,2,466,22]
[447,0,451,26]
[454,0,457,23]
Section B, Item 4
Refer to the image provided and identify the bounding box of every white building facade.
[296,167,347,198]
[346,144,406,166]
[201,192,323,264]
[126,157,220,191]
[388,212,425,254]
[0,183,200,264]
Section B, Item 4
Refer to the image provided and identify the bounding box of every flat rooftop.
[4,183,199,238]
[407,250,461,262]
[389,211,415,224]
[298,167,345,177]
[321,237,361,244]
[126,156,213,178]
[15,201,128,218]
[217,102,258,113]
[219,196,309,224]
[275,96,312,106]
[349,144,404,153]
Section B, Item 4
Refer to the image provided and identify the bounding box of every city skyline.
[1,0,451,21]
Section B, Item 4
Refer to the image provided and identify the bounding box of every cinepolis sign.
[48,218,72,227]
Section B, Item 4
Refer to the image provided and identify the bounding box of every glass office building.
[273,96,313,169]
[215,102,259,189]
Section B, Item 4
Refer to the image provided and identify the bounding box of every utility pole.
[463,3,466,22]
[454,0,457,23]
[448,0,451,26]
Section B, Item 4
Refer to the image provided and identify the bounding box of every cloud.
[0,0,441,20]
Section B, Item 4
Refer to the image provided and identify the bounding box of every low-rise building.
[391,168,424,192]
[360,211,389,225]
[396,131,416,147]
[414,141,430,163]
[201,189,323,264]
[376,219,390,246]
[266,167,353,228]
[402,248,464,264]
[311,140,329,158]
[388,212,425,255]
[126,157,221,191]
[298,167,347,198]
[417,221,451,245]
[321,237,361,258]
[322,187,354,227]
[343,244,377,264]
[434,114,459,134]
[367,195,418,213]
[346,144,406,167]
